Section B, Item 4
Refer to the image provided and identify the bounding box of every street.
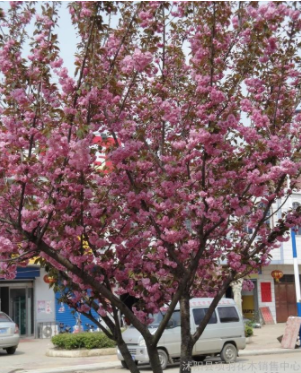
[99,353,301,373]
[0,325,299,373]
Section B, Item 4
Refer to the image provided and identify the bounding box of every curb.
[241,347,301,357]
[46,347,116,357]
[18,362,121,373]
[14,348,301,373]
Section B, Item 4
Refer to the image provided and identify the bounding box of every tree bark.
[117,338,141,373]
[179,294,194,373]
[147,343,164,373]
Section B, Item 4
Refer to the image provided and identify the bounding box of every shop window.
[193,308,217,325]
[218,306,239,323]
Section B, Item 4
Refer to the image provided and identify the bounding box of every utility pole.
[290,229,301,317]
[291,110,301,321]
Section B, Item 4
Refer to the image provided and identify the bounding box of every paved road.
[0,338,118,373]
[94,353,301,373]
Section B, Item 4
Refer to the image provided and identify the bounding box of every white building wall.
[269,193,301,265]
[269,246,282,262]
[34,268,55,325]
[242,194,301,324]
[257,267,276,323]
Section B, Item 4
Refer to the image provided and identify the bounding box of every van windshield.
[130,310,180,329]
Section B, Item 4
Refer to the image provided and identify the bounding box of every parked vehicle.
[117,298,246,369]
[85,323,96,332]
[58,323,72,334]
[0,311,20,355]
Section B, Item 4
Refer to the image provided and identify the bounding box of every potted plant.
[245,323,254,343]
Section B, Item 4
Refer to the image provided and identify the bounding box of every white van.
[117,298,246,369]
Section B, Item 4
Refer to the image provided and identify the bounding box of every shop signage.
[281,316,301,349]
[259,306,274,324]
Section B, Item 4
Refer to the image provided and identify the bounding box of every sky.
[0,1,78,75]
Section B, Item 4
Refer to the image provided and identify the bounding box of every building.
[232,192,301,324]
[0,265,104,338]
[0,266,55,337]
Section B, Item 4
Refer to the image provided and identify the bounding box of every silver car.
[0,312,20,355]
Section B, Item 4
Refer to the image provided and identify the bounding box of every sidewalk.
[2,323,300,373]
[241,322,300,356]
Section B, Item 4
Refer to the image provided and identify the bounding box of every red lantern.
[48,277,56,284]
[43,275,56,284]
[271,270,284,282]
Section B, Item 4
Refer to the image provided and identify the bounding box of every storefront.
[0,267,39,336]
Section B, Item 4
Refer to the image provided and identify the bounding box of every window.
[259,202,272,228]
[170,310,181,327]
[243,203,272,234]
[218,307,239,323]
[244,226,253,234]
[193,308,217,325]
[292,202,301,235]
[145,310,181,329]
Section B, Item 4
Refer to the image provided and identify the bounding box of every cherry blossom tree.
[1,2,301,372]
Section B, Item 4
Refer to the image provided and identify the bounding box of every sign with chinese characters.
[259,307,274,325]
[261,282,272,302]
[45,301,52,314]
[281,316,301,349]
[37,300,46,314]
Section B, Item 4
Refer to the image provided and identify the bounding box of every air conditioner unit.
[38,322,59,339]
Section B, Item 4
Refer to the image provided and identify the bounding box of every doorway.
[242,280,259,321]
[0,283,34,336]
[275,275,298,323]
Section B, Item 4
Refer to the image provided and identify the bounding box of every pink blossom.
[11,89,27,105]
[133,49,153,72]
[50,58,63,68]
[80,8,92,17]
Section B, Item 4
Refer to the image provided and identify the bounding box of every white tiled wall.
[257,268,276,323]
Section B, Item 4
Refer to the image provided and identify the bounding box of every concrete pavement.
[1,323,300,373]
[240,323,300,356]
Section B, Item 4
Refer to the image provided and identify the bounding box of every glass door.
[1,283,34,337]
[27,287,34,335]
[10,288,27,335]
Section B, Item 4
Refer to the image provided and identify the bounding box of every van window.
[218,306,239,323]
[193,308,217,325]
[170,310,181,327]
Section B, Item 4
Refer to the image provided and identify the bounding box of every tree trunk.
[117,338,141,373]
[179,294,194,373]
[118,334,163,373]
[147,343,164,373]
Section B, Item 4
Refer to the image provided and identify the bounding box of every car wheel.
[158,349,169,370]
[6,347,17,355]
[121,360,129,369]
[220,343,237,363]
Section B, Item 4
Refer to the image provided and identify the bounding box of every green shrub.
[51,332,116,350]
[245,324,253,338]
